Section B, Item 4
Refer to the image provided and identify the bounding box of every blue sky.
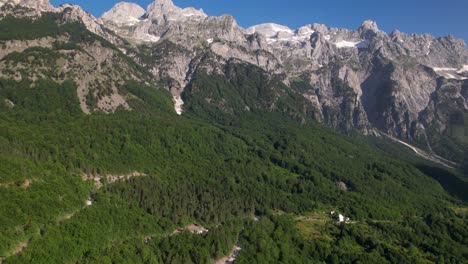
[50,0,468,43]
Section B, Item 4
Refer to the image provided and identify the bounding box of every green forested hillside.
[0,14,467,264]
[1,75,467,263]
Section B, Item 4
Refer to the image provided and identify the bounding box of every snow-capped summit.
[100,2,145,26]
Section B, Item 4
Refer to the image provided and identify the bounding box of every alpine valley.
[0,0,467,263]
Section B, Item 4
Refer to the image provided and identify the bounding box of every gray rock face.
[55,4,131,47]
[2,0,467,162]
[0,0,53,11]
[99,0,468,162]
[56,5,106,35]
[100,0,245,46]
[100,2,145,26]
[145,0,207,22]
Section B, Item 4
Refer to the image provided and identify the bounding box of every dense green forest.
[0,13,467,264]
[1,75,467,263]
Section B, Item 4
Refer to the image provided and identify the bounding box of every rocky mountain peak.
[310,23,330,35]
[390,29,406,43]
[100,2,145,25]
[0,0,54,11]
[1,0,467,166]
[145,0,207,22]
[358,20,381,39]
[390,29,403,37]
[359,20,379,32]
[150,0,176,9]
[56,4,108,37]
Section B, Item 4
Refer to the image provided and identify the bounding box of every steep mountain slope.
[99,0,468,163]
[5,0,463,163]
[0,1,467,263]
[0,6,164,113]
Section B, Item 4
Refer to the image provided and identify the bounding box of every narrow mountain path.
[12,242,28,255]
[5,240,30,260]
[380,132,457,169]
[0,179,39,188]
[58,172,146,223]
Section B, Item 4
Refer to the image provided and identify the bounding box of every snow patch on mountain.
[334,40,369,49]
[432,66,468,80]
[246,23,314,44]
[246,23,294,37]
[457,65,468,73]
[433,67,458,72]
[173,95,184,115]
[143,34,160,42]
[297,25,314,36]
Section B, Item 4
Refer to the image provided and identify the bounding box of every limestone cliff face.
[2,0,467,161]
[0,0,53,11]
[90,0,468,160]
[56,5,107,36]
[100,2,145,26]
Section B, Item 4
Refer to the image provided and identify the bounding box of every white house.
[338,214,345,223]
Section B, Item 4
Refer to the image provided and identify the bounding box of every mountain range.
[1,0,468,263]
[1,0,467,164]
